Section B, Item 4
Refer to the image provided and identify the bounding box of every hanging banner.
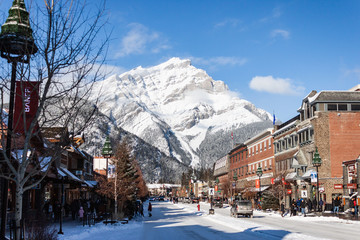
[271,178,275,184]
[13,81,40,134]
[310,172,317,183]
[255,179,260,189]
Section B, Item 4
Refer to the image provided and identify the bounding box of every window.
[338,104,347,111]
[351,104,360,111]
[328,104,337,111]
[269,139,271,148]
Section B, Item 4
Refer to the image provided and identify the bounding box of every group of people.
[44,198,102,222]
[135,201,152,217]
[286,197,324,217]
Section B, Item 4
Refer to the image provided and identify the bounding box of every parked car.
[159,196,165,201]
[149,197,155,201]
[230,200,253,218]
[191,197,200,204]
[183,197,191,203]
[213,198,223,208]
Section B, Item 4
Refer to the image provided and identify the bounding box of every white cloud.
[115,23,170,58]
[190,56,247,69]
[214,19,240,28]
[249,76,304,95]
[271,29,290,39]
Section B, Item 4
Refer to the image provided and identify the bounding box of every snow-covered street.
[57,200,360,240]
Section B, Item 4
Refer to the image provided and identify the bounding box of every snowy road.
[59,200,360,240]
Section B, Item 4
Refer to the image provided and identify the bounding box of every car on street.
[212,198,223,208]
[230,200,253,218]
[183,197,191,203]
[159,196,165,201]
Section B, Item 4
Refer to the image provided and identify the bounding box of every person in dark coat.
[307,199,313,212]
[319,198,324,212]
[312,198,317,212]
[290,199,297,217]
[148,202,152,217]
[300,199,306,216]
[280,202,285,217]
[333,196,341,214]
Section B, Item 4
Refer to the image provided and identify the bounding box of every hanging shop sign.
[301,190,307,198]
[334,184,343,189]
[287,189,292,194]
[347,183,357,189]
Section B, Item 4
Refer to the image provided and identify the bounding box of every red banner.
[215,185,218,192]
[255,179,260,189]
[13,81,39,134]
[287,189,292,194]
[271,178,275,184]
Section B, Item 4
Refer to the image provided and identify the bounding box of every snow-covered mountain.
[89,57,272,169]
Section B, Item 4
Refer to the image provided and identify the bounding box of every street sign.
[301,190,307,198]
[209,188,215,196]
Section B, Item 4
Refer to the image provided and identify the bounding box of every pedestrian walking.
[148,202,152,217]
[140,202,144,217]
[307,199,313,212]
[333,196,340,214]
[79,206,84,222]
[319,198,324,212]
[280,202,285,217]
[290,199,296,217]
[312,198,317,212]
[300,199,306,216]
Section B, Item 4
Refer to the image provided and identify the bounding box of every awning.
[58,167,82,182]
[83,180,98,188]
[302,169,316,179]
[285,172,297,181]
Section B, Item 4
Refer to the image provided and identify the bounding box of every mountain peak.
[156,57,191,70]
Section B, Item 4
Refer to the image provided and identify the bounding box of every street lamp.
[0,1,38,238]
[312,147,322,212]
[101,136,113,178]
[233,172,238,202]
[256,167,263,208]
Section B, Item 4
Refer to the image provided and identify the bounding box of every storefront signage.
[347,183,357,189]
[271,178,275,184]
[287,189,292,194]
[334,184,343,189]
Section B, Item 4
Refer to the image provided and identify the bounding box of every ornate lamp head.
[0,0,37,62]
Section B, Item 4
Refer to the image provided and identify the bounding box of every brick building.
[227,129,275,203]
[213,155,229,198]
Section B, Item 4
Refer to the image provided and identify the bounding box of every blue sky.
[2,0,360,122]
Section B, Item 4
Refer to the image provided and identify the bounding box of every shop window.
[338,104,347,111]
[328,104,337,111]
[351,104,360,111]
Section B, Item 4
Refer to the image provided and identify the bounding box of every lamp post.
[58,177,64,235]
[256,167,263,208]
[233,172,238,202]
[101,136,113,179]
[312,147,322,212]
[0,1,38,238]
